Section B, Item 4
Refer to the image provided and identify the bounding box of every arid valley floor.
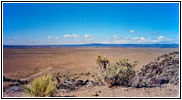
[3,47,179,97]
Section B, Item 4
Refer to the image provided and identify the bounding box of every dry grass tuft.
[24,74,56,97]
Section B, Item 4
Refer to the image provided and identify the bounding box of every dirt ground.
[53,84,179,97]
[3,47,179,97]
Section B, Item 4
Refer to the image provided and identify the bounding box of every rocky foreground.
[3,52,179,97]
[130,52,179,87]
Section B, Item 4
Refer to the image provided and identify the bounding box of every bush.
[24,74,56,97]
[96,55,137,87]
[96,55,110,75]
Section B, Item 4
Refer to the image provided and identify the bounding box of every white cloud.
[152,40,158,42]
[114,36,175,44]
[113,35,117,38]
[130,30,134,33]
[131,37,145,42]
[113,36,174,44]
[140,37,145,40]
[63,35,71,38]
[48,36,51,39]
[56,37,59,39]
[84,34,91,38]
[158,36,164,40]
[72,34,80,38]
[132,37,139,40]
[63,34,80,38]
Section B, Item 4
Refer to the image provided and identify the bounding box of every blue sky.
[3,3,179,45]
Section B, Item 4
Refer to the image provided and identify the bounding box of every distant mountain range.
[3,44,179,49]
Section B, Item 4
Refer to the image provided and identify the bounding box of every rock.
[130,52,179,88]
[168,89,172,92]
[3,76,28,85]
[122,88,128,91]
[58,81,76,90]
[8,86,22,93]
[57,79,97,90]
[57,79,85,90]
[85,72,90,76]
[91,92,99,96]
[54,73,98,90]
[74,80,84,87]
[83,79,89,85]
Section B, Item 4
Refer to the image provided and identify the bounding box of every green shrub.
[96,55,137,87]
[24,74,56,97]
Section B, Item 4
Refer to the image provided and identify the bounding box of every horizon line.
[3,43,179,46]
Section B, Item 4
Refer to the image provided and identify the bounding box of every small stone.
[8,86,22,93]
[91,92,99,96]
[122,88,128,91]
[168,89,172,92]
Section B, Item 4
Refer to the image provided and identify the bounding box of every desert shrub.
[96,55,137,87]
[24,74,56,97]
[96,55,110,75]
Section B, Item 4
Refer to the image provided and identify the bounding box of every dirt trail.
[20,64,55,81]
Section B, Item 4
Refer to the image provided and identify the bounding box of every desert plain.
[3,47,179,97]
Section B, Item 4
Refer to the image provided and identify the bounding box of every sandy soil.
[3,47,179,97]
[53,84,179,97]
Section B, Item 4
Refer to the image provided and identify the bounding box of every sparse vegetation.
[96,55,137,87]
[24,74,56,97]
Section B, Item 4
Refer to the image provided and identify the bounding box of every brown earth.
[3,47,179,97]
[53,84,179,97]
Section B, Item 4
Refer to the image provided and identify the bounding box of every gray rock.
[130,52,179,88]
[57,79,96,90]
[8,86,22,93]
